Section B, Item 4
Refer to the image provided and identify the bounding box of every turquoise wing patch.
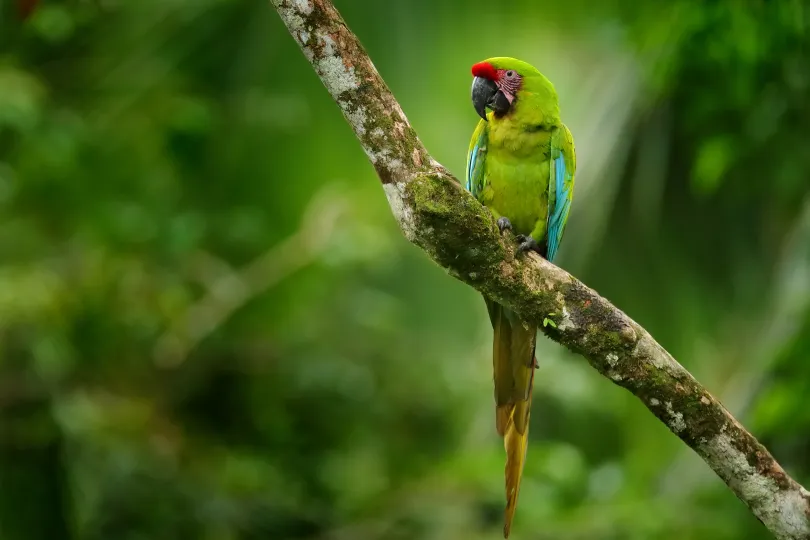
[546,134,574,263]
[466,146,479,192]
[465,122,488,199]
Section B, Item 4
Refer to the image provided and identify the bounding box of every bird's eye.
[506,70,515,78]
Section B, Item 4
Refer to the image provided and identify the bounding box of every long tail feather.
[503,387,533,538]
[485,298,537,538]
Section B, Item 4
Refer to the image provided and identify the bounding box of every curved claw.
[515,235,544,256]
[497,217,513,234]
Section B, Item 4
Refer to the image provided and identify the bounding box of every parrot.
[464,57,576,538]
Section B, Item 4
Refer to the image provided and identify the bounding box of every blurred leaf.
[691,136,735,197]
[29,5,75,43]
[0,64,45,132]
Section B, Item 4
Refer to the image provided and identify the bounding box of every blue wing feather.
[546,151,572,262]
[466,146,479,192]
[466,121,488,199]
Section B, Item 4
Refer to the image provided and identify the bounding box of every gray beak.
[471,76,497,121]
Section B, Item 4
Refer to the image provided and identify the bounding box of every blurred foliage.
[0,0,809,539]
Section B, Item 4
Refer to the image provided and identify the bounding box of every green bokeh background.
[1,1,809,539]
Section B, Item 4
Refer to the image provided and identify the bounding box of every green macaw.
[465,57,576,538]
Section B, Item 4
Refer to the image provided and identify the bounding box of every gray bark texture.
[270,1,810,537]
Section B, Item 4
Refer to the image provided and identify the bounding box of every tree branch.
[270,1,810,538]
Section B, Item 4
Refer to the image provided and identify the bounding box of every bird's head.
[470,57,550,121]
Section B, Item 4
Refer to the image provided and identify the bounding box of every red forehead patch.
[471,62,498,81]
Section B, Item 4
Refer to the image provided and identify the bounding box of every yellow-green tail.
[487,298,537,538]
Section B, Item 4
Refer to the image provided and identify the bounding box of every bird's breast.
[481,122,551,236]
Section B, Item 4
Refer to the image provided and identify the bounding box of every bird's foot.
[515,234,543,256]
[496,217,513,235]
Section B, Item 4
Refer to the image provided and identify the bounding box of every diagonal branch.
[269,1,810,538]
